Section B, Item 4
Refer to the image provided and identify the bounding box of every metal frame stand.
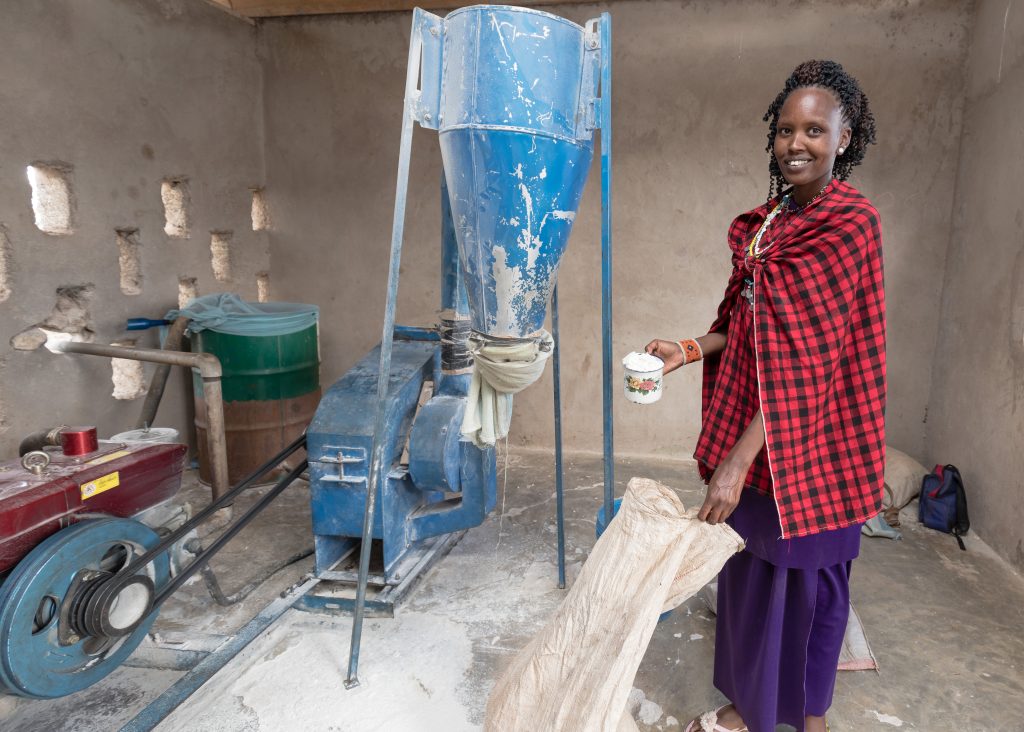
[343,9,429,690]
[599,15,615,535]
[551,285,567,589]
[346,10,613,687]
[552,12,613,586]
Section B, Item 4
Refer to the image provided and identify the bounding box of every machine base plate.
[295,531,464,618]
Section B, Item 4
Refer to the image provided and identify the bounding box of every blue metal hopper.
[438,6,599,337]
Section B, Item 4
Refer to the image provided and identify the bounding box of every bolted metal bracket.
[409,9,445,129]
[317,446,367,483]
[578,17,604,136]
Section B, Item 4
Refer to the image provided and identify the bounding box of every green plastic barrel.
[185,296,320,485]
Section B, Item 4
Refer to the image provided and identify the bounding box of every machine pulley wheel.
[74,571,156,639]
[0,518,170,698]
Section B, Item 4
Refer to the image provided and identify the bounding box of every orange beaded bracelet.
[678,338,703,365]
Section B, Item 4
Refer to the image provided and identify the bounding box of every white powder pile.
[160,610,476,731]
[622,351,663,372]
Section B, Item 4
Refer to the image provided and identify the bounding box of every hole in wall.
[0,226,12,303]
[10,284,95,350]
[161,178,191,238]
[27,163,75,235]
[256,271,270,303]
[210,231,232,282]
[116,228,143,296]
[178,277,198,309]
[110,339,147,400]
[251,188,270,231]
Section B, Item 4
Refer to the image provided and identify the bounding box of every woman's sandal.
[683,705,749,732]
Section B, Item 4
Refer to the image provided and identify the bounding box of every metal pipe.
[135,316,190,430]
[18,425,65,457]
[189,543,314,606]
[599,14,615,528]
[552,285,566,589]
[196,378,229,502]
[56,340,231,501]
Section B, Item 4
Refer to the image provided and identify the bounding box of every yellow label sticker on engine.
[85,450,131,467]
[81,471,120,500]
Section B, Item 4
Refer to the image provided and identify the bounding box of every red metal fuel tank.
[0,440,187,574]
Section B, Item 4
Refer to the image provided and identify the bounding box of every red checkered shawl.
[694,179,886,538]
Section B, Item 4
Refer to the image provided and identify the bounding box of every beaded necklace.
[748,194,790,258]
[747,180,831,259]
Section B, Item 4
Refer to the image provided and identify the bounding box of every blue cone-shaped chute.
[437,6,600,338]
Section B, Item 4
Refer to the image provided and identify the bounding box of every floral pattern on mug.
[625,374,660,395]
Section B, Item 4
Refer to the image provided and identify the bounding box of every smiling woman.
[764,59,877,203]
[772,88,852,206]
[645,60,884,732]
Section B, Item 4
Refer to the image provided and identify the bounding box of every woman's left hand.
[699,456,749,525]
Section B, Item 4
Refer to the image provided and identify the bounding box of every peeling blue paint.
[435,5,600,337]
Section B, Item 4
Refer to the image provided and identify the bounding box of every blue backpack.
[919,464,969,550]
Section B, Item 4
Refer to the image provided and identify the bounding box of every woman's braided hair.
[763,60,876,200]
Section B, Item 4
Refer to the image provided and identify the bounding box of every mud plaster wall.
[261,0,971,462]
[927,0,1024,571]
[0,0,267,455]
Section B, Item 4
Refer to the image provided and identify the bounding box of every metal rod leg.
[345,13,424,690]
[552,286,566,589]
[599,14,615,526]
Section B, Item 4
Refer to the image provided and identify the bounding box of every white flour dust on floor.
[867,709,906,727]
[158,610,476,732]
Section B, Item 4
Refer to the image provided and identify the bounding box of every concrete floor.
[2,450,1022,731]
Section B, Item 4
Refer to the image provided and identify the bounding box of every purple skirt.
[713,489,860,732]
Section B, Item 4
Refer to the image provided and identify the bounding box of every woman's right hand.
[644,339,684,374]
[699,457,747,524]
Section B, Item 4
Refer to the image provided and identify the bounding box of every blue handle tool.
[126,318,171,331]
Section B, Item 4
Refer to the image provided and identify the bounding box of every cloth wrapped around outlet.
[485,477,745,732]
[460,331,553,447]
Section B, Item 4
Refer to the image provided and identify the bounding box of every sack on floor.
[882,447,929,526]
[919,464,969,550]
[484,477,744,732]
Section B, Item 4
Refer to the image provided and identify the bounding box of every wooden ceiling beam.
[209,0,586,18]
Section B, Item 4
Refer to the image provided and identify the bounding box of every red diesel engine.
[0,426,187,698]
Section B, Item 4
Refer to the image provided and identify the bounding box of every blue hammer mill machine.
[0,4,614,703]
[302,4,616,686]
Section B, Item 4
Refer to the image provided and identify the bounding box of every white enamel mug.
[622,352,664,404]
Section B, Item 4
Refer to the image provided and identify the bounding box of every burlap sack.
[883,447,929,525]
[484,477,745,732]
[883,447,928,510]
